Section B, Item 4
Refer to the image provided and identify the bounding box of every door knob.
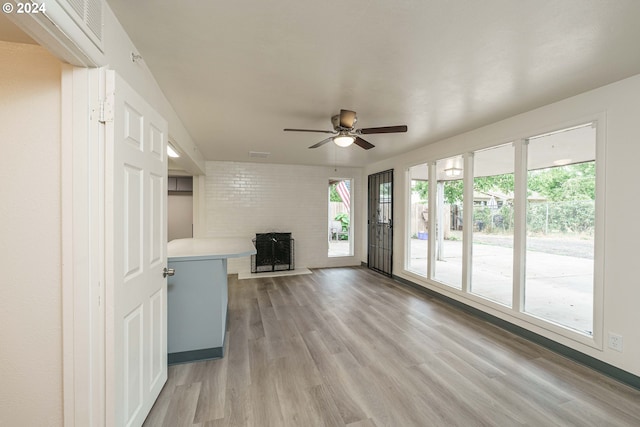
[163,267,175,278]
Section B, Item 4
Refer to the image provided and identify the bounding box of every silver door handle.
[163,267,175,278]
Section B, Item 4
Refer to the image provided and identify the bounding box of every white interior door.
[105,70,168,427]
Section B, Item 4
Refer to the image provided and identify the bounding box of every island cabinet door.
[104,70,169,427]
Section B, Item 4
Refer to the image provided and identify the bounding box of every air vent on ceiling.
[249,151,270,158]
[57,0,103,49]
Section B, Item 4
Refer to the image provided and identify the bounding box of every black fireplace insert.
[251,232,295,273]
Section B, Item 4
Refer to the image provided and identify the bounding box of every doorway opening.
[168,176,193,241]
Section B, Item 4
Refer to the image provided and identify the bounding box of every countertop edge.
[168,250,256,262]
[167,238,256,261]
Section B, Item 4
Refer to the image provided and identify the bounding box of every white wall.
[0,41,63,425]
[364,73,640,377]
[201,161,364,273]
[168,194,194,241]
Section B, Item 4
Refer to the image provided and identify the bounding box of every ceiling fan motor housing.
[331,113,357,130]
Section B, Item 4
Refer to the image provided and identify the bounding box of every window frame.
[405,164,430,277]
[328,177,354,258]
[401,114,605,349]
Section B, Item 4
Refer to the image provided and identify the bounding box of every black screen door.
[368,169,393,276]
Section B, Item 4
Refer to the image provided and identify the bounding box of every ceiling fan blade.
[354,136,375,150]
[339,109,357,128]
[359,125,408,134]
[284,128,336,134]
[308,137,333,149]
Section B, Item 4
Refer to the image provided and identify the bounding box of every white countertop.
[168,237,256,261]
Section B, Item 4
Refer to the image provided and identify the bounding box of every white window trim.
[400,113,605,350]
[328,177,354,258]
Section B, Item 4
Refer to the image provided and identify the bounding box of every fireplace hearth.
[251,232,295,273]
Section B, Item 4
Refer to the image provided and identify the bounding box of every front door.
[368,169,394,276]
[105,71,168,426]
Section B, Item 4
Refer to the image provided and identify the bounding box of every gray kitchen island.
[167,237,255,364]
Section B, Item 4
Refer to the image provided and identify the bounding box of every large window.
[525,124,596,334]
[471,144,515,306]
[434,156,464,289]
[403,121,599,339]
[407,164,428,276]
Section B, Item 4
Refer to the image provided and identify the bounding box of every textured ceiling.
[107,1,640,167]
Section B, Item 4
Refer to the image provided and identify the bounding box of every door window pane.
[471,144,514,306]
[525,124,596,334]
[368,170,394,276]
[434,156,463,289]
[408,164,428,276]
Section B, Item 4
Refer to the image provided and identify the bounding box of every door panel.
[124,165,143,278]
[149,289,164,389]
[368,170,393,276]
[106,70,168,427]
[124,306,144,422]
[149,172,163,265]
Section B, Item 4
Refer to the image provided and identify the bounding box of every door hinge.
[98,99,113,124]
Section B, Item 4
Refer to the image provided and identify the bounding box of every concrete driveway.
[407,233,594,334]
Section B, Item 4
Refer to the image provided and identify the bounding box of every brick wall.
[202,161,364,273]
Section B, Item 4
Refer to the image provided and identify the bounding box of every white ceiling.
[105,0,640,168]
[9,1,640,169]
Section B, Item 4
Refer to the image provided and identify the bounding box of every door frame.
[61,65,106,426]
[12,9,108,424]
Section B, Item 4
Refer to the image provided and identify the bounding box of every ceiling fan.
[284,109,408,150]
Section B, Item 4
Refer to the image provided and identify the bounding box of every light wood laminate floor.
[144,267,640,426]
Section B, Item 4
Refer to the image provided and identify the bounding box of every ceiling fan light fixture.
[333,135,355,147]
